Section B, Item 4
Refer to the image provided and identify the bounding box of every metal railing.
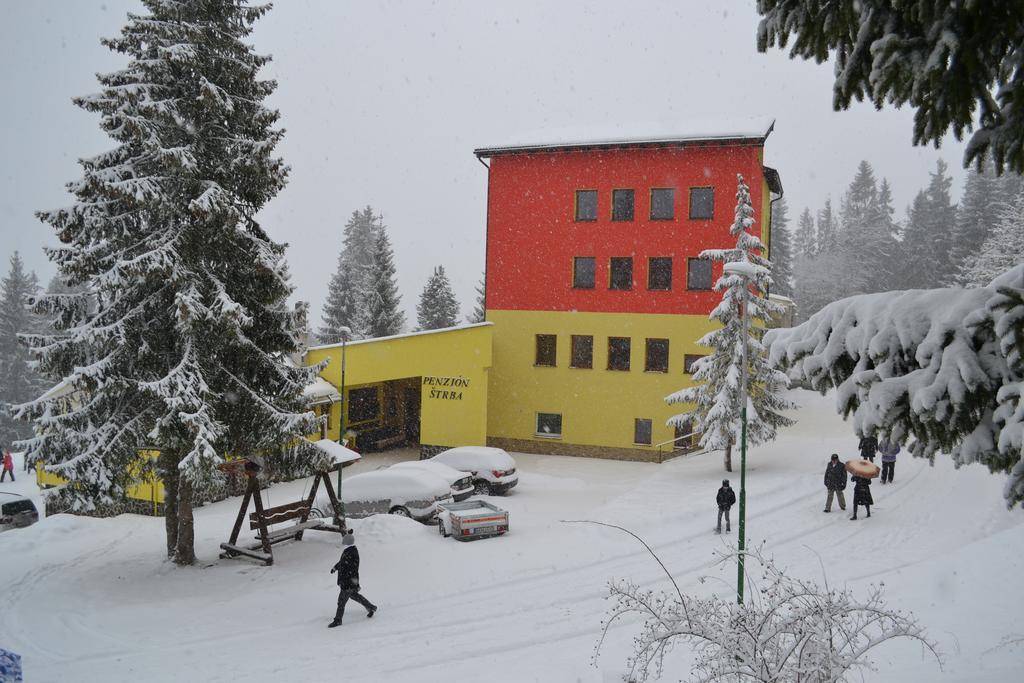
[655,431,705,463]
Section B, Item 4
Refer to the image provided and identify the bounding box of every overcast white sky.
[0,1,969,326]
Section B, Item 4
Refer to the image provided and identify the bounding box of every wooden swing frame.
[219,460,345,566]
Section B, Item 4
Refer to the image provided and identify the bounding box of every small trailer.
[437,500,509,541]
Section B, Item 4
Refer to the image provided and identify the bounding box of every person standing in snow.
[879,440,900,484]
[716,479,736,533]
[1,449,14,483]
[858,435,878,462]
[328,530,377,628]
[823,453,847,512]
[850,475,873,520]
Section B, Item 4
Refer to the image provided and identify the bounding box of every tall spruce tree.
[816,198,838,254]
[0,253,47,445]
[903,160,958,288]
[794,207,816,259]
[416,265,460,331]
[899,191,932,289]
[838,161,899,294]
[667,175,794,472]
[952,162,1004,280]
[363,229,405,337]
[959,190,1024,286]
[319,260,361,344]
[17,0,319,565]
[768,197,794,298]
[468,276,486,323]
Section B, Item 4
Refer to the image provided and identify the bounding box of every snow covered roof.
[311,439,361,468]
[475,117,775,157]
[307,322,493,352]
[303,377,340,404]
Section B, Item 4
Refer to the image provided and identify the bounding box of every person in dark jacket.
[823,454,847,512]
[858,435,878,462]
[328,531,377,628]
[850,475,873,520]
[879,440,900,484]
[716,479,736,533]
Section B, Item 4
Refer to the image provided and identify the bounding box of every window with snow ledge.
[634,418,653,445]
[686,258,712,290]
[612,189,634,221]
[689,187,714,220]
[536,412,562,438]
[607,337,631,371]
[575,189,597,221]
[573,256,596,289]
[535,334,557,367]
[571,335,593,369]
[609,257,633,290]
[650,188,674,220]
[645,338,669,372]
[648,256,672,290]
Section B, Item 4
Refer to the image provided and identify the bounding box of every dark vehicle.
[0,493,39,532]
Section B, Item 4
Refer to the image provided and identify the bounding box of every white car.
[0,492,39,533]
[430,446,519,495]
[389,460,475,502]
[315,469,452,524]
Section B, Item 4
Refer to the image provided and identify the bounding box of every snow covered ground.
[1,390,1022,682]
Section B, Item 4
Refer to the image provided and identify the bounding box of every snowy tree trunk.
[723,441,733,472]
[174,477,195,566]
[160,451,179,559]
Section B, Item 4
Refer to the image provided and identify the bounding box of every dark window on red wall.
[575,190,597,221]
[571,335,593,369]
[687,258,713,290]
[650,188,675,220]
[535,334,557,366]
[573,257,595,289]
[648,257,672,290]
[689,187,715,219]
[610,257,633,290]
[612,189,635,221]
[645,339,669,372]
[634,418,653,445]
[608,337,631,371]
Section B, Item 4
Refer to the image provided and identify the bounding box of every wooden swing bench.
[218,459,345,566]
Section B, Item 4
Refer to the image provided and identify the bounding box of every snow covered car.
[430,446,518,495]
[389,460,475,502]
[0,492,39,533]
[314,470,453,524]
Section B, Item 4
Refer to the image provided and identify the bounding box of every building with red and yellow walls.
[476,121,781,461]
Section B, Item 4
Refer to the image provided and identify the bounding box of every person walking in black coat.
[328,531,377,628]
[858,435,878,462]
[823,454,847,512]
[850,475,873,520]
[716,479,736,533]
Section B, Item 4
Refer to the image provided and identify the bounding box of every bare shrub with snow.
[598,545,940,683]
[765,265,1024,508]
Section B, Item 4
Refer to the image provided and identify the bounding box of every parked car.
[430,446,519,495]
[314,469,453,524]
[0,492,39,533]
[389,460,475,502]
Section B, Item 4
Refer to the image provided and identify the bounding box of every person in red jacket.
[1,449,14,482]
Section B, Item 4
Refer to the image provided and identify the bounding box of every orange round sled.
[845,459,881,479]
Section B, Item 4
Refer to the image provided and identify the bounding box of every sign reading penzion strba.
[423,376,470,400]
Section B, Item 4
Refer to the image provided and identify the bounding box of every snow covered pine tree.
[666,175,794,472]
[468,276,486,324]
[16,0,321,565]
[416,265,460,331]
[319,206,385,343]
[766,265,1024,508]
[0,253,48,446]
[362,229,405,338]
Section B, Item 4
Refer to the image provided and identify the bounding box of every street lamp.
[337,326,351,522]
[723,261,755,605]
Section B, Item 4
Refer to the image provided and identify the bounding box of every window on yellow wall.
[535,334,557,367]
[571,335,593,369]
[536,412,562,438]
[348,387,379,424]
[608,337,631,371]
[645,338,669,372]
[634,418,653,445]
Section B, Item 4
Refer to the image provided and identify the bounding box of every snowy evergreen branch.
[766,264,1024,508]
